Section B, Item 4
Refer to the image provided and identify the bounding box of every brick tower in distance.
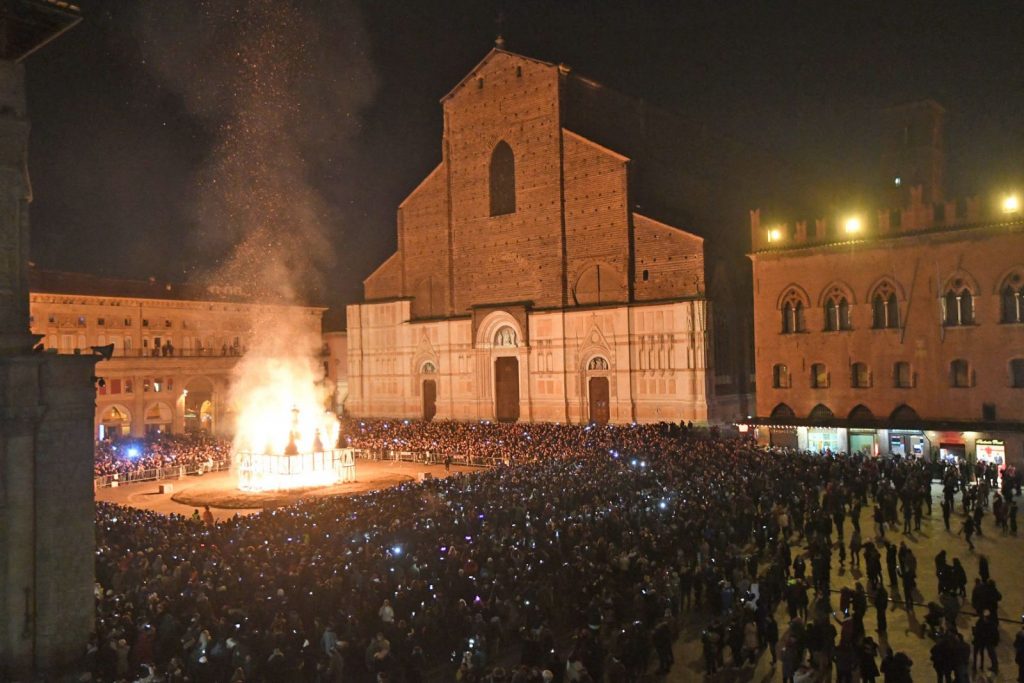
[0,2,99,679]
[879,99,946,207]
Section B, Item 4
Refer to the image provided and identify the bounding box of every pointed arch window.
[489,141,516,216]
[871,281,900,329]
[780,289,806,334]
[1000,271,1024,324]
[823,287,852,331]
[942,278,975,326]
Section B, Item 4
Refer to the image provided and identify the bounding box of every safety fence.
[93,449,499,490]
[93,460,231,490]
[353,448,503,468]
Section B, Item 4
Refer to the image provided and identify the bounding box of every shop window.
[851,362,870,388]
[949,359,971,388]
[893,361,913,388]
[1011,359,1024,388]
[810,363,829,388]
[942,279,975,326]
[772,363,790,388]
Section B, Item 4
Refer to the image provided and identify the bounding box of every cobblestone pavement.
[666,483,1023,682]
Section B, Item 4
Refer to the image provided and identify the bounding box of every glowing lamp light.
[767,228,782,243]
[391,545,403,557]
[1002,194,1021,214]
[127,447,140,459]
[844,216,862,235]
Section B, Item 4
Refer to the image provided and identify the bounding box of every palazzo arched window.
[1000,270,1024,324]
[823,287,852,331]
[780,289,807,334]
[943,277,975,326]
[489,141,516,216]
[870,281,900,329]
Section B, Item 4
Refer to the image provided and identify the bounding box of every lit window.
[894,176,901,186]
[851,362,870,388]
[772,363,790,388]
[894,362,913,388]
[950,359,970,388]
[811,363,829,388]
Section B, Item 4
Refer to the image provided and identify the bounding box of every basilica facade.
[347,48,755,424]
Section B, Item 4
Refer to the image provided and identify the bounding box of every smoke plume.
[135,0,377,454]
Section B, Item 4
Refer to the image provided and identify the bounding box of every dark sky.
[25,1,1024,326]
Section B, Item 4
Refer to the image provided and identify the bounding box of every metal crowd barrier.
[94,460,231,491]
[94,449,504,491]
[350,449,503,468]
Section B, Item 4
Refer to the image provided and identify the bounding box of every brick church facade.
[347,47,759,424]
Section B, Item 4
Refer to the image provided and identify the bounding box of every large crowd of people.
[94,434,232,479]
[88,419,1024,682]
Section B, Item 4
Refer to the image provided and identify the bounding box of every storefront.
[769,427,798,450]
[887,429,928,459]
[848,429,877,457]
[804,426,845,454]
[976,439,1006,470]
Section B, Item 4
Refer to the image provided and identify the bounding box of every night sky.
[25,1,1024,327]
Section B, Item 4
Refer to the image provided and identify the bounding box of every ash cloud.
[135,0,378,304]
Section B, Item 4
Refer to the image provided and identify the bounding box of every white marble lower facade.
[345,298,712,424]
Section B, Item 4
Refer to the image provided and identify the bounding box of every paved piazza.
[669,482,1024,682]
[96,458,476,521]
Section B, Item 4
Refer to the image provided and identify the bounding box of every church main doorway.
[588,376,610,425]
[494,357,520,422]
[422,379,437,422]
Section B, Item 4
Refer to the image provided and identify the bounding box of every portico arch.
[144,401,174,435]
[99,404,132,439]
[183,376,216,433]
